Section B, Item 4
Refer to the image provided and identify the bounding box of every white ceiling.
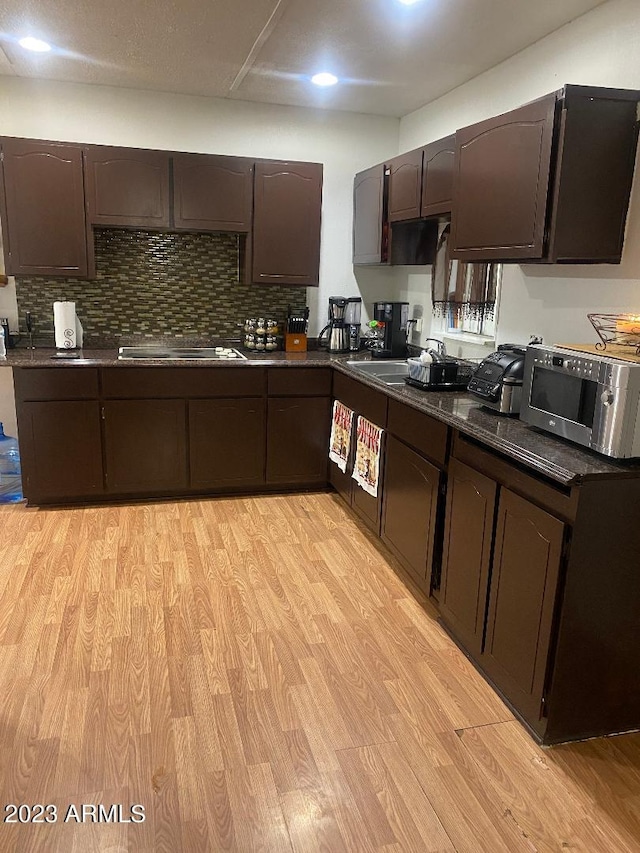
[0,0,608,118]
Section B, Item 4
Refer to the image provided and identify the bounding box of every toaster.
[467,345,527,415]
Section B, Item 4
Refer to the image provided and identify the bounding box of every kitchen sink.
[346,359,409,385]
[118,346,247,360]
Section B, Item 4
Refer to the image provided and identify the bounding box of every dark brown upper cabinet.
[353,164,387,264]
[0,138,90,277]
[387,134,455,223]
[421,134,455,217]
[84,146,171,228]
[251,160,323,286]
[353,161,437,266]
[173,153,253,232]
[388,149,423,222]
[450,85,640,263]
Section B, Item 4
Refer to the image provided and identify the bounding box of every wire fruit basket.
[588,314,640,354]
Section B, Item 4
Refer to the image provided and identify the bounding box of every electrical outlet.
[413,318,423,334]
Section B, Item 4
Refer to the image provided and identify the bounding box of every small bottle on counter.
[0,325,6,359]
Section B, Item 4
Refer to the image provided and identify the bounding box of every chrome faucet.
[423,338,447,360]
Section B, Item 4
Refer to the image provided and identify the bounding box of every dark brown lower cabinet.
[440,444,567,732]
[103,399,187,494]
[267,397,330,485]
[329,373,389,535]
[329,447,383,532]
[18,401,104,501]
[381,434,440,585]
[439,458,496,657]
[189,398,265,489]
[481,488,565,723]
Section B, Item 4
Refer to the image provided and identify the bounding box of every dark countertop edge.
[6,349,639,487]
[0,349,333,367]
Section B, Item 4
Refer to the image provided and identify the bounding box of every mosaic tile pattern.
[15,228,307,344]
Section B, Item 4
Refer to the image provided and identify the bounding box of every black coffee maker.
[371,302,409,359]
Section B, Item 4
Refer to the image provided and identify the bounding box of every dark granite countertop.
[0,347,335,367]
[4,346,639,486]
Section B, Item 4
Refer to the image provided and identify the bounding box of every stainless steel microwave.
[520,345,640,458]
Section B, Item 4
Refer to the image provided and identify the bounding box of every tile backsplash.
[15,228,306,343]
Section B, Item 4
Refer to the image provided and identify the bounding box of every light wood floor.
[0,493,639,852]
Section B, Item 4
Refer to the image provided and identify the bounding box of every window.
[431,222,501,340]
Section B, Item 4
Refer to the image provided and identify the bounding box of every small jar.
[256,318,266,336]
[265,335,278,351]
[266,319,279,335]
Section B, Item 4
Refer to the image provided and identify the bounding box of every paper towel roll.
[54,301,78,349]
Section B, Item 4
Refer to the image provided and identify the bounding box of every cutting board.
[558,343,640,364]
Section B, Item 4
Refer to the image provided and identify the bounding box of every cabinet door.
[267,397,330,485]
[173,154,253,232]
[84,146,170,228]
[103,400,187,494]
[381,434,440,584]
[421,135,455,217]
[252,161,323,286]
[189,398,265,489]
[388,149,423,222]
[450,93,557,261]
[18,401,103,501]
[352,477,383,534]
[439,458,497,657]
[482,488,565,722]
[0,139,89,277]
[353,165,386,264]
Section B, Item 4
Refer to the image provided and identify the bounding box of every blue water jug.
[0,423,23,503]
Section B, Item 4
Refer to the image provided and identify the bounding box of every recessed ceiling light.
[18,37,52,53]
[311,72,338,87]
[397,0,423,5]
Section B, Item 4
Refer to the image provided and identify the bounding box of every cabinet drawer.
[14,368,99,401]
[101,367,265,398]
[387,398,448,466]
[333,372,388,427]
[267,368,331,397]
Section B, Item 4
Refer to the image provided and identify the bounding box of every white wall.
[0,76,401,337]
[396,0,640,353]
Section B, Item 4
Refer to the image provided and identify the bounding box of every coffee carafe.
[318,297,352,353]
